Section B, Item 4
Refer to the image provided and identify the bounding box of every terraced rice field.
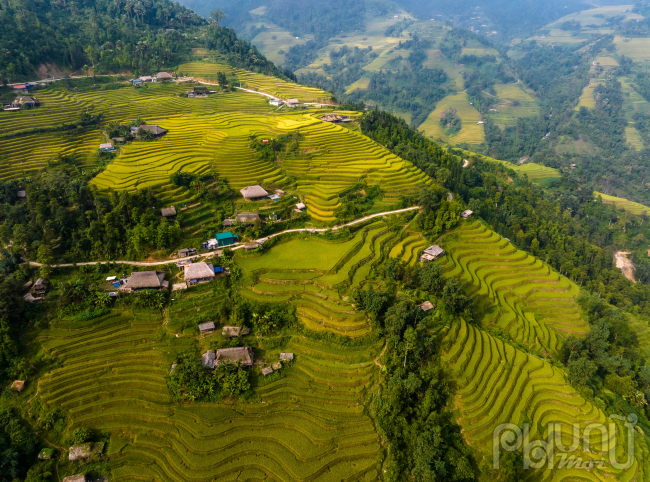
[436,221,588,356]
[419,92,485,145]
[443,319,650,481]
[92,111,430,221]
[455,148,561,183]
[490,83,540,129]
[575,81,602,110]
[178,62,328,101]
[594,191,650,215]
[36,310,383,481]
[236,221,397,337]
[615,37,650,63]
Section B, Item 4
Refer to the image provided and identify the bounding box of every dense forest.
[0,0,291,82]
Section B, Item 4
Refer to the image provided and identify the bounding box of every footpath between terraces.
[28,207,421,268]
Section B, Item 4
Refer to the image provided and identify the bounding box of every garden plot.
[443,319,648,482]
[436,221,588,357]
[418,92,485,145]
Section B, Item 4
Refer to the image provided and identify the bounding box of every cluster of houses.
[269,98,300,108]
[319,113,353,123]
[130,72,174,87]
[101,124,168,152]
[198,343,294,378]
[186,85,213,97]
[4,84,40,111]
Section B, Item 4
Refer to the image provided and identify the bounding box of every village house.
[222,326,250,337]
[156,71,173,82]
[11,96,39,109]
[99,142,115,152]
[32,278,48,298]
[240,185,269,201]
[131,79,143,87]
[418,301,435,312]
[68,442,104,461]
[139,75,154,82]
[161,206,176,218]
[193,85,209,95]
[63,475,87,482]
[261,367,274,376]
[296,202,306,211]
[269,99,284,107]
[202,347,254,369]
[214,231,238,247]
[178,247,197,257]
[184,262,215,284]
[320,113,342,123]
[120,271,168,292]
[10,380,24,392]
[420,245,445,262]
[460,209,473,218]
[272,361,282,370]
[13,84,29,94]
[17,190,26,199]
[243,242,260,251]
[130,124,168,138]
[224,212,261,226]
[280,353,294,361]
[198,322,216,334]
[286,99,300,107]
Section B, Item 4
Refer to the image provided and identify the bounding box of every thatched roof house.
[198,322,216,333]
[161,206,176,217]
[320,113,342,122]
[261,367,274,376]
[122,271,167,292]
[178,248,197,257]
[130,125,168,137]
[272,361,282,370]
[184,262,215,283]
[418,301,435,312]
[222,326,250,337]
[286,99,300,106]
[420,245,445,262]
[216,347,254,366]
[280,353,294,361]
[156,71,173,81]
[32,278,48,294]
[240,185,269,201]
[10,380,24,392]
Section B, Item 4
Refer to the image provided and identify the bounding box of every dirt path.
[28,207,421,268]
[615,251,636,283]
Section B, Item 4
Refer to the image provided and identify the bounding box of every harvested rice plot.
[418,92,485,145]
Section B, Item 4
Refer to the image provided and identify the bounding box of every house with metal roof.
[99,142,115,152]
[198,322,216,334]
[240,185,269,201]
[420,245,445,262]
[460,210,473,218]
[184,262,215,284]
[121,271,168,292]
[215,232,238,247]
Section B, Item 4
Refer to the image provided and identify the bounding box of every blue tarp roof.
[214,267,224,273]
[216,232,238,240]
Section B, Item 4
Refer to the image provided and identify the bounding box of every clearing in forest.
[419,92,485,145]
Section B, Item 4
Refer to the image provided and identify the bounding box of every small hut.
[418,301,435,312]
[420,245,445,262]
[10,380,25,392]
[161,206,177,218]
[261,367,274,376]
[198,322,216,334]
[272,361,282,370]
[280,353,294,361]
[63,475,87,482]
[460,210,473,218]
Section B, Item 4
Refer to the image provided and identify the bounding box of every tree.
[37,244,54,279]
[69,427,93,445]
[210,9,226,26]
[442,278,472,315]
[217,71,228,87]
[419,262,446,293]
[568,357,598,386]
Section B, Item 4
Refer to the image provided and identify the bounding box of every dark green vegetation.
[0,0,292,82]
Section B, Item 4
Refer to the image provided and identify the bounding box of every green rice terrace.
[435,220,589,357]
[35,304,383,481]
[443,319,650,482]
[235,220,400,337]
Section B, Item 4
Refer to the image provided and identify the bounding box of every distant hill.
[0,0,291,83]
